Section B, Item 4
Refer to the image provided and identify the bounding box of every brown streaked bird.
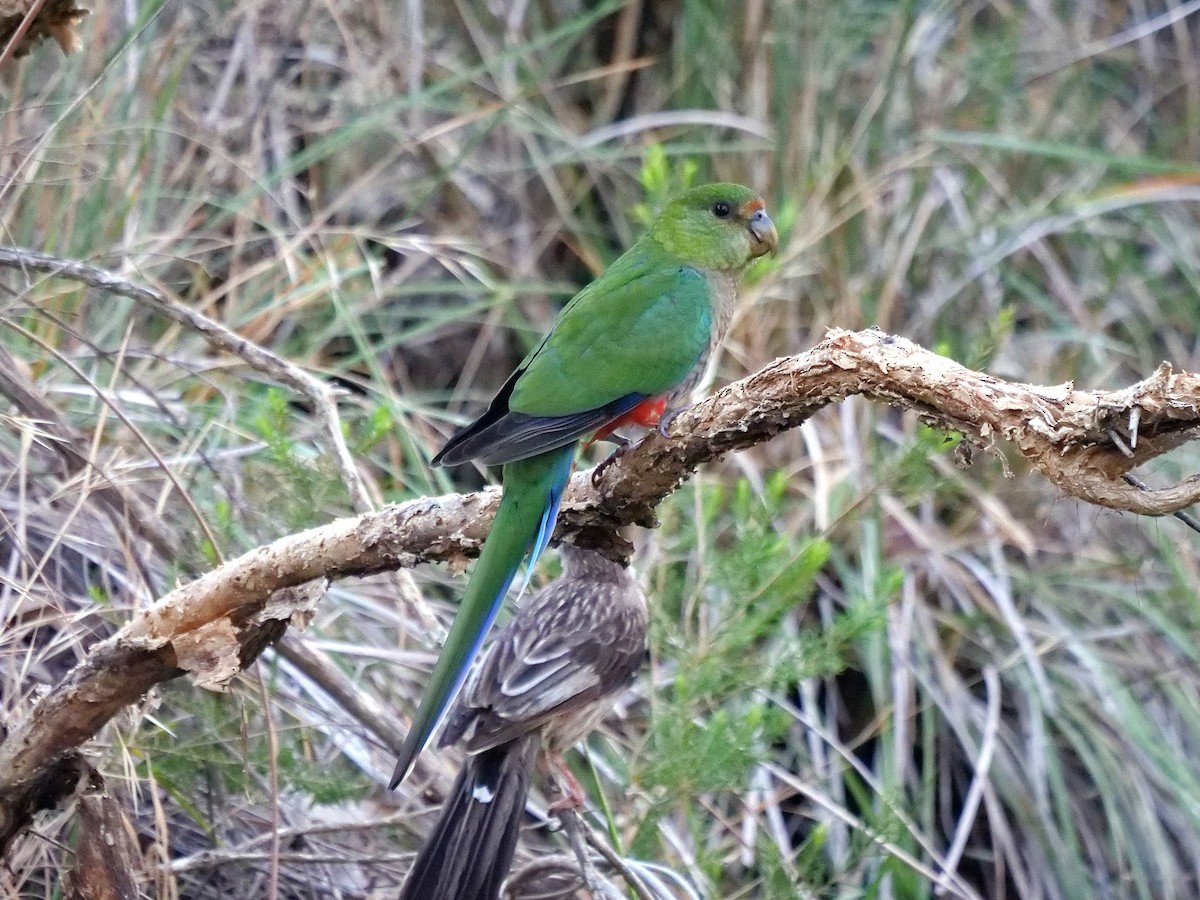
[397,545,648,900]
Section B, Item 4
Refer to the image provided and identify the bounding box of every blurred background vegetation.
[4,1,1200,897]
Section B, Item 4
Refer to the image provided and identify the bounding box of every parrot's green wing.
[433,248,712,467]
[512,250,712,414]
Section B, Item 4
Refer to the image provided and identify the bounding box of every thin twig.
[571,808,659,900]
[1122,473,1200,535]
[0,0,50,68]
[0,246,371,514]
[0,342,177,560]
[3,318,224,560]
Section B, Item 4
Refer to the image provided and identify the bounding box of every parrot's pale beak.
[745,207,778,258]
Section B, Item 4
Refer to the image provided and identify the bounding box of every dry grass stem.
[0,247,371,514]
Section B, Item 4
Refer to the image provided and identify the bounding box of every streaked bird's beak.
[746,207,778,258]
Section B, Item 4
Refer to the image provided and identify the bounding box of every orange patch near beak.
[739,198,766,216]
[743,200,778,258]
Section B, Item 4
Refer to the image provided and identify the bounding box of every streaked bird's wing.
[442,548,648,753]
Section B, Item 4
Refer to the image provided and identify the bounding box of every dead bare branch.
[0,0,88,63]
[4,326,1200,854]
[64,793,141,900]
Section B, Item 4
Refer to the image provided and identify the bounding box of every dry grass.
[4,1,1200,897]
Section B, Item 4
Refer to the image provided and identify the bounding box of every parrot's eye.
[712,201,731,218]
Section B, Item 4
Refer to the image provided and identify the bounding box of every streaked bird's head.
[559,543,633,585]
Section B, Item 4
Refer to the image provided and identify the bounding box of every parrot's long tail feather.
[398,735,538,900]
[516,459,568,597]
[390,446,576,788]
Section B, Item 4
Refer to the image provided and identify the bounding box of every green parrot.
[390,183,778,789]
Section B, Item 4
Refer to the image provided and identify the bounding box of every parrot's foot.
[656,402,690,437]
[590,440,630,487]
[582,431,628,456]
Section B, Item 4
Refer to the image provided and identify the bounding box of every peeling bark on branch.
[581,328,1200,520]
[4,327,1200,855]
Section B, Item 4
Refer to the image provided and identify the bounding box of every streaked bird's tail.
[398,735,538,900]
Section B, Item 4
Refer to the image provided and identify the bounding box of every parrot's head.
[649,183,778,271]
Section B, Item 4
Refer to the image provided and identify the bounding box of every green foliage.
[635,144,702,225]
[354,402,395,455]
[248,389,345,532]
[645,703,775,796]
[642,477,834,802]
[140,687,368,834]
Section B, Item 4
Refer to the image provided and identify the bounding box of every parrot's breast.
[666,268,740,404]
[705,268,741,347]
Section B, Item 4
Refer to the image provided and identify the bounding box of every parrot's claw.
[657,403,689,438]
[590,440,630,487]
